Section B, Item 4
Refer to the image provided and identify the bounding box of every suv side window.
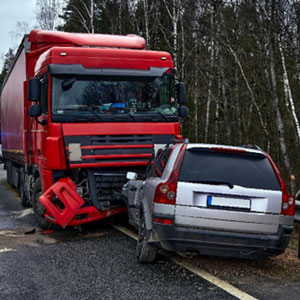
[149,148,171,178]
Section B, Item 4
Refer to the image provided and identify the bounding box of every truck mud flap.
[39,177,84,228]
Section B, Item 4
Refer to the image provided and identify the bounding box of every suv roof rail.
[166,138,189,147]
[240,144,263,151]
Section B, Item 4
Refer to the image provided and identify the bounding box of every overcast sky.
[0,0,36,68]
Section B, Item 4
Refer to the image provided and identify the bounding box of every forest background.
[1,0,300,195]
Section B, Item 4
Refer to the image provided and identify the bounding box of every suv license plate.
[207,195,251,210]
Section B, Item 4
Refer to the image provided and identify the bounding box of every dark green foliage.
[0,48,15,90]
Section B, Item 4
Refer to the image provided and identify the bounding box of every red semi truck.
[0,30,187,229]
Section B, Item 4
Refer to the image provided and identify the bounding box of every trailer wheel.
[32,177,53,229]
[6,161,13,187]
[136,211,158,264]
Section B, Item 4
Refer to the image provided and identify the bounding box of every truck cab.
[0,30,187,228]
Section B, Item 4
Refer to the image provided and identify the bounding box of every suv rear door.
[175,146,283,234]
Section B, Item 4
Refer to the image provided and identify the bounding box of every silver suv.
[122,142,295,263]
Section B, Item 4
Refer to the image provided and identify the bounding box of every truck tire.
[136,211,158,263]
[19,170,31,208]
[32,177,53,230]
[6,161,13,187]
[20,182,31,208]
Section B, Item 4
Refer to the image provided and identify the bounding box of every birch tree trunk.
[143,0,150,48]
[90,0,94,33]
[180,11,185,80]
[278,39,300,144]
[172,1,178,71]
[220,54,231,144]
[80,0,95,33]
[162,0,181,70]
[194,31,199,142]
[204,11,215,143]
[215,22,221,144]
[234,67,244,144]
[269,44,296,193]
[118,1,122,34]
[71,0,95,33]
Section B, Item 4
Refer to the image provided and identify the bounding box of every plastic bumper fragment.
[39,177,84,228]
[68,206,127,226]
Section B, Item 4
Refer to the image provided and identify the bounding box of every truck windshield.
[51,74,177,122]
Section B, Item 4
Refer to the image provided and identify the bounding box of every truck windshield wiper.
[194,180,234,189]
[128,113,138,121]
[154,110,169,121]
[71,115,96,122]
[94,113,104,121]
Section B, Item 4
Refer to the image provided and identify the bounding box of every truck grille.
[64,134,174,168]
[87,168,138,211]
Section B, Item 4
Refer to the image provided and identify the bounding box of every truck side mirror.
[29,105,42,117]
[178,106,188,118]
[176,82,187,105]
[28,77,41,102]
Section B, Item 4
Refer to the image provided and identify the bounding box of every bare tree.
[10,21,32,40]
[36,0,62,30]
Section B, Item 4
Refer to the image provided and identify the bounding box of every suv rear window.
[178,149,281,191]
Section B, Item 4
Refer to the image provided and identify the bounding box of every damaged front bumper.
[39,177,126,228]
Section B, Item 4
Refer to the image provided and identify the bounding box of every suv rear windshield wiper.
[192,180,234,189]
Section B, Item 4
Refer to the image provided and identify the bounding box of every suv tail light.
[153,144,187,205]
[265,152,295,216]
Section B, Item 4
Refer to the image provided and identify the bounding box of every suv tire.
[137,211,158,263]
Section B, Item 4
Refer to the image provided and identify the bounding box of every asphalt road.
[1,164,300,300]
[0,166,235,300]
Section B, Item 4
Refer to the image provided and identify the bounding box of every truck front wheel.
[19,170,31,208]
[32,177,53,230]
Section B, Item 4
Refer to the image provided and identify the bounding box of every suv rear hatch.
[175,146,282,234]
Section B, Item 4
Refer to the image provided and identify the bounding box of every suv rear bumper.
[152,221,293,259]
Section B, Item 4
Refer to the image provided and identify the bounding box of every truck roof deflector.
[48,64,169,77]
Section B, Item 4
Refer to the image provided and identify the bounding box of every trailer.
[0,30,187,228]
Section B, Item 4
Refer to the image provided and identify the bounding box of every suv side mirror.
[28,77,41,101]
[126,172,138,180]
[29,105,42,117]
[176,82,186,104]
[178,105,188,118]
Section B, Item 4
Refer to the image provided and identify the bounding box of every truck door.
[28,75,49,167]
